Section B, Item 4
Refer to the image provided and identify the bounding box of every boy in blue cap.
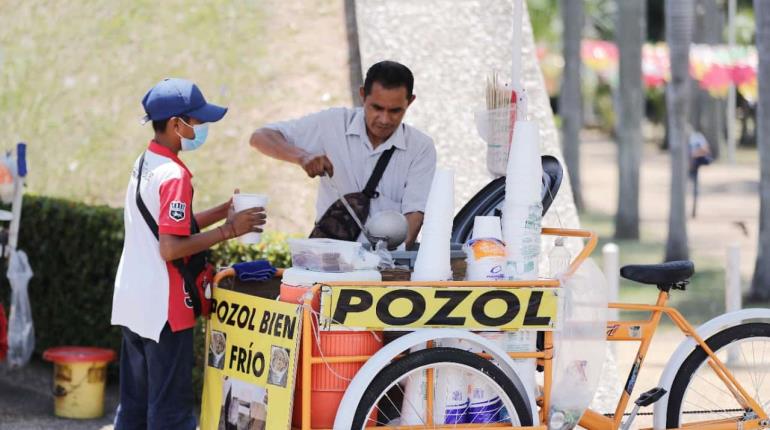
[111,78,265,429]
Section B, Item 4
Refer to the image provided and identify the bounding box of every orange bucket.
[280,283,382,428]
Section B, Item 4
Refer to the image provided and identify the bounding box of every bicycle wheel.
[350,347,533,429]
[666,322,770,428]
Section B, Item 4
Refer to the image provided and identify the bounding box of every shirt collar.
[147,140,193,177]
[346,108,407,152]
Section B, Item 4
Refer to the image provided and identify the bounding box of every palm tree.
[344,0,363,106]
[690,0,724,159]
[664,0,694,262]
[614,0,646,240]
[750,0,770,301]
[559,0,584,212]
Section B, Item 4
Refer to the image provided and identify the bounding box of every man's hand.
[300,153,334,178]
[225,207,266,237]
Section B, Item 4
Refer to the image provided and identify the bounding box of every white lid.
[281,267,382,287]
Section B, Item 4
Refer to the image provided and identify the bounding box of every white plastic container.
[464,238,506,282]
[280,267,382,287]
[548,237,572,278]
[287,238,367,272]
[232,193,269,244]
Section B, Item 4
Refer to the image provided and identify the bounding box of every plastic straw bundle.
[475,72,518,176]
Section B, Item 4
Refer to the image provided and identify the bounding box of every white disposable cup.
[232,193,268,244]
[472,216,503,241]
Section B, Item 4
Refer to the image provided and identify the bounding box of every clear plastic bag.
[372,240,395,270]
[549,258,609,429]
[475,108,517,177]
[7,250,34,367]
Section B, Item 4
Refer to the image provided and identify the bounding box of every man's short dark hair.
[363,61,414,99]
[152,115,190,133]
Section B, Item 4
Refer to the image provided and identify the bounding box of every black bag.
[134,153,211,318]
[310,146,396,241]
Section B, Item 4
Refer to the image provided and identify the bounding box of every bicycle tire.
[350,347,533,429]
[665,322,770,428]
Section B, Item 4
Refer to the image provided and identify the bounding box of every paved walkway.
[0,360,117,430]
[581,129,760,280]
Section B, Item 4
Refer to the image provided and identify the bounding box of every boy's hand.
[225,207,266,237]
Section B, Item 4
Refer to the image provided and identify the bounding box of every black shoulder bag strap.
[361,146,397,198]
[134,153,204,317]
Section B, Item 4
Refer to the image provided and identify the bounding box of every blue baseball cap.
[141,78,227,123]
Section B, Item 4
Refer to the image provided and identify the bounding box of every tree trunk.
[690,0,725,159]
[559,0,584,212]
[345,0,363,107]
[614,0,646,240]
[750,0,770,301]
[664,0,694,262]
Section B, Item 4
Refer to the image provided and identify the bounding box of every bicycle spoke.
[372,392,398,426]
[400,372,428,426]
[685,385,736,420]
[737,341,764,409]
[693,370,739,400]
[360,358,524,428]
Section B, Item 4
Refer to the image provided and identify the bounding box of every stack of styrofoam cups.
[411,167,454,282]
[495,119,542,419]
[401,168,455,425]
[502,120,543,281]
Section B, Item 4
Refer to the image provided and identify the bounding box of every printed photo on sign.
[169,200,186,221]
[208,330,227,370]
[219,376,268,430]
[267,346,290,388]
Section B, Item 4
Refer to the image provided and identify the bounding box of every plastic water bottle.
[548,237,571,278]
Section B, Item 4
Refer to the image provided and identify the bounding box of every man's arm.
[249,128,333,177]
[404,211,424,249]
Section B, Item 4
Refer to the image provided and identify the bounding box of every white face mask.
[176,118,209,151]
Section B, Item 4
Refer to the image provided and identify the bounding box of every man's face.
[360,82,415,143]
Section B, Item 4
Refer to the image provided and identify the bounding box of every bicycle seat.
[620,260,694,291]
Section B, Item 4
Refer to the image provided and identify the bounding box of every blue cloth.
[233,260,276,282]
[114,324,196,430]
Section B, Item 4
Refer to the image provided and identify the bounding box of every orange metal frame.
[212,227,768,430]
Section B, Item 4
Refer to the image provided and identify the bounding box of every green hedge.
[0,195,291,358]
[0,196,126,356]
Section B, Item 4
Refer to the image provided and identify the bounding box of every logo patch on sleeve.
[169,201,187,222]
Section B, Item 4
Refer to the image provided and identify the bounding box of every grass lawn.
[0,0,347,234]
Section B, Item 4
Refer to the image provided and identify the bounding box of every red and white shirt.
[111,141,198,341]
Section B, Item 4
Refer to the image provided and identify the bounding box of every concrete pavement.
[0,360,116,430]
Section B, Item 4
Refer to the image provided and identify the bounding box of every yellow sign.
[320,286,561,331]
[201,288,302,430]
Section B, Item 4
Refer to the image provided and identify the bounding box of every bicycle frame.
[576,291,769,430]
